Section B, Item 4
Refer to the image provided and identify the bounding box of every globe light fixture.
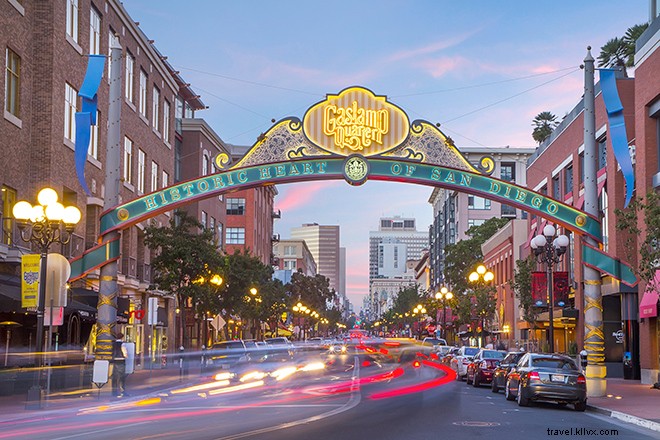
[12,187,81,409]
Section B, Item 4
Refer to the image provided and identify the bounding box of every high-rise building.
[367,216,428,319]
[290,224,340,295]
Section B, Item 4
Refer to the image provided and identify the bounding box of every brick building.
[0,0,205,366]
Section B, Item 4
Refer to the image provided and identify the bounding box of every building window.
[2,186,17,246]
[552,175,561,200]
[501,204,516,217]
[467,219,486,229]
[137,149,146,193]
[152,86,160,130]
[500,162,515,182]
[579,152,585,183]
[66,0,79,43]
[600,189,609,252]
[161,170,169,189]
[107,31,119,80]
[139,69,147,117]
[468,196,491,210]
[89,8,101,55]
[564,165,573,196]
[201,211,207,228]
[125,52,134,102]
[123,137,133,184]
[598,138,607,170]
[175,96,183,133]
[150,161,158,192]
[226,227,245,244]
[202,154,209,176]
[284,245,296,256]
[404,220,415,228]
[5,48,20,118]
[64,83,78,141]
[217,222,223,247]
[284,260,297,271]
[163,100,170,143]
[226,198,246,215]
[210,217,215,238]
[88,110,99,159]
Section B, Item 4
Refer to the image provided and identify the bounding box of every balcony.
[137,263,152,283]
[121,256,137,278]
[272,209,281,219]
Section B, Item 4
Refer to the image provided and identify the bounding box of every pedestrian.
[112,332,128,397]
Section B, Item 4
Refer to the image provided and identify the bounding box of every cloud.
[386,35,476,63]
[274,181,341,212]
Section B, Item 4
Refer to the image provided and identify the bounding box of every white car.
[450,346,480,380]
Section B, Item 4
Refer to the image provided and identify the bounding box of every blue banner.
[599,69,634,207]
[74,55,105,196]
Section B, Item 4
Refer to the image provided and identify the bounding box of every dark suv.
[491,351,526,393]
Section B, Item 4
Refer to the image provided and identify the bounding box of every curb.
[587,405,660,433]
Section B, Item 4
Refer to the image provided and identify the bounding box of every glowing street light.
[13,188,81,409]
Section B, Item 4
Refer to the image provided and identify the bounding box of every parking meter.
[579,349,588,371]
[179,346,185,380]
[201,345,207,372]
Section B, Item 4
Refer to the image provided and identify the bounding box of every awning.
[640,271,660,319]
[640,291,659,319]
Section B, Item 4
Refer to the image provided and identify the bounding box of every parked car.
[466,349,507,387]
[504,353,587,411]
[450,346,480,380]
[491,351,526,393]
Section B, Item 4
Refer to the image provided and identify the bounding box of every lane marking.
[50,421,151,440]
[214,356,362,440]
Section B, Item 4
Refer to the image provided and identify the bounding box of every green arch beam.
[70,157,601,281]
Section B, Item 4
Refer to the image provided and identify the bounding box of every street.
[0,350,656,440]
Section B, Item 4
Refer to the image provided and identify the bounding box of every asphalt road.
[0,352,656,440]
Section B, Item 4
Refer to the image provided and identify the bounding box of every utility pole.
[582,47,606,397]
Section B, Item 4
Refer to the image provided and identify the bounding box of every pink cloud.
[416,56,470,78]
[274,181,341,211]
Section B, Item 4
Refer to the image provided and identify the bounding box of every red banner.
[531,271,547,306]
[531,271,570,307]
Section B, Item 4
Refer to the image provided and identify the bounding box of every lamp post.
[530,224,569,354]
[12,188,81,409]
[411,304,427,339]
[435,287,453,341]
[468,264,495,348]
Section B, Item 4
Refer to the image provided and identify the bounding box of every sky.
[124,0,648,309]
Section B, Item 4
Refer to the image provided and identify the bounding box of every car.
[450,346,480,380]
[209,340,250,369]
[466,349,507,387]
[491,351,526,393]
[264,337,295,359]
[441,346,460,365]
[421,337,448,347]
[504,353,587,411]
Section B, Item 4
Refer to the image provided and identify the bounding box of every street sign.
[148,297,158,325]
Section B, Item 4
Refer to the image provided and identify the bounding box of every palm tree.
[531,111,558,145]
[598,23,649,69]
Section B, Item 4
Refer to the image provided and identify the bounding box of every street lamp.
[13,187,81,408]
[468,264,495,348]
[435,287,453,340]
[530,224,569,354]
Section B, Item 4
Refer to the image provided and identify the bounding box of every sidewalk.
[0,362,208,423]
[587,378,660,432]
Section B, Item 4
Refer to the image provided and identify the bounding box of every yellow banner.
[21,254,40,308]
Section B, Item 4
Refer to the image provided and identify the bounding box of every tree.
[287,270,336,312]
[511,254,540,330]
[144,210,224,348]
[615,190,660,292]
[444,217,510,294]
[221,249,276,340]
[598,23,649,69]
[532,111,559,145]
